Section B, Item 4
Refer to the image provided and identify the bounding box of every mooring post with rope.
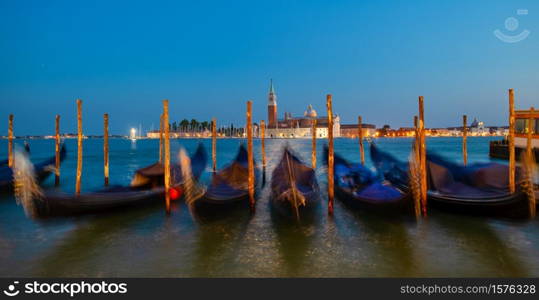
[75,99,83,195]
[418,96,427,216]
[54,115,61,186]
[311,119,317,169]
[8,114,14,168]
[462,115,467,166]
[508,89,516,194]
[246,101,255,212]
[260,119,266,185]
[104,114,109,186]
[212,117,217,172]
[163,100,171,214]
[358,116,365,165]
[326,94,335,215]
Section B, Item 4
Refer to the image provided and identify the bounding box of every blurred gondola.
[17,143,207,217]
[270,146,319,220]
[370,143,530,218]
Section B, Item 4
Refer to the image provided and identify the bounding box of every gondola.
[324,145,412,214]
[270,146,319,219]
[0,142,30,167]
[130,143,208,189]
[21,143,207,217]
[0,145,66,192]
[370,143,530,218]
[192,144,255,213]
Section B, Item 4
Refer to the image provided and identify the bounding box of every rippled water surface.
[1,137,538,277]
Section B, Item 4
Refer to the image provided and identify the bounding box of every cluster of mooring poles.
[408,89,536,218]
[4,90,536,217]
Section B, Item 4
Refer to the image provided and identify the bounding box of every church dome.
[304,104,317,118]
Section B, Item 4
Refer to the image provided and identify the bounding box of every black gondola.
[270,147,319,219]
[192,144,255,213]
[0,143,29,167]
[370,143,530,218]
[130,143,208,189]
[0,145,66,191]
[324,145,411,214]
[24,143,207,217]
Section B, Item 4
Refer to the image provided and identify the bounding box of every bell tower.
[267,79,277,128]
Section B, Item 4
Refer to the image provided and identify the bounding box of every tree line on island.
[170,119,209,131]
[169,119,246,135]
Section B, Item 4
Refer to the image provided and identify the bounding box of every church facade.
[264,80,340,138]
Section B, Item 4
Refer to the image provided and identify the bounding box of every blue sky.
[1,0,538,135]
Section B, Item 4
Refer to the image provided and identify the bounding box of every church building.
[264,80,340,138]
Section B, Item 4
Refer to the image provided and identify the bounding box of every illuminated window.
[515,119,526,133]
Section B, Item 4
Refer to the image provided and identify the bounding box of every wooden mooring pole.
[104,114,109,186]
[246,101,255,211]
[75,99,83,195]
[418,96,427,216]
[527,107,535,158]
[412,115,421,218]
[526,106,536,217]
[260,120,266,185]
[414,115,419,157]
[358,116,365,165]
[159,113,164,164]
[8,114,13,168]
[311,119,317,169]
[212,117,217,172]
[163,100,171,214]
[508,89,516,194]
[55,115,61,186]
[326,94,334,215]
[462,115,468,166]
[260,120,266,168]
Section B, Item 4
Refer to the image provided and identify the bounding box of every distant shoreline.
[0,135,504,140]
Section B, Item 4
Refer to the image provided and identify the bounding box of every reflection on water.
[270,195,322,277]
[0,137,538,277]
[191,209,251,277]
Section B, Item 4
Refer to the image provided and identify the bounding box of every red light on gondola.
[169,187,182,200]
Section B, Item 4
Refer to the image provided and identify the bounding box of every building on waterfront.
[515,109,539,148]
[264,81,340,138]
[489,126,509,136]
[490,109,538,160]
[370,117,506,137]
[428,128,452,136]
[469,118,489,136]
[445,117,491,136]
[340,123,377,137]
[268,79,277,128]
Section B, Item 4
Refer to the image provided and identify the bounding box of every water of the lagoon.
[0,137,538,277]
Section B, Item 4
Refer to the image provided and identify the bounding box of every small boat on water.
[192,144,255,213]
[0,142,30,167]
[0,145,66,192]
[370,143,531,218]
[270,146,319,219]
[18,143,207,218]
[489,139,539,161]
[325,145,411,214]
